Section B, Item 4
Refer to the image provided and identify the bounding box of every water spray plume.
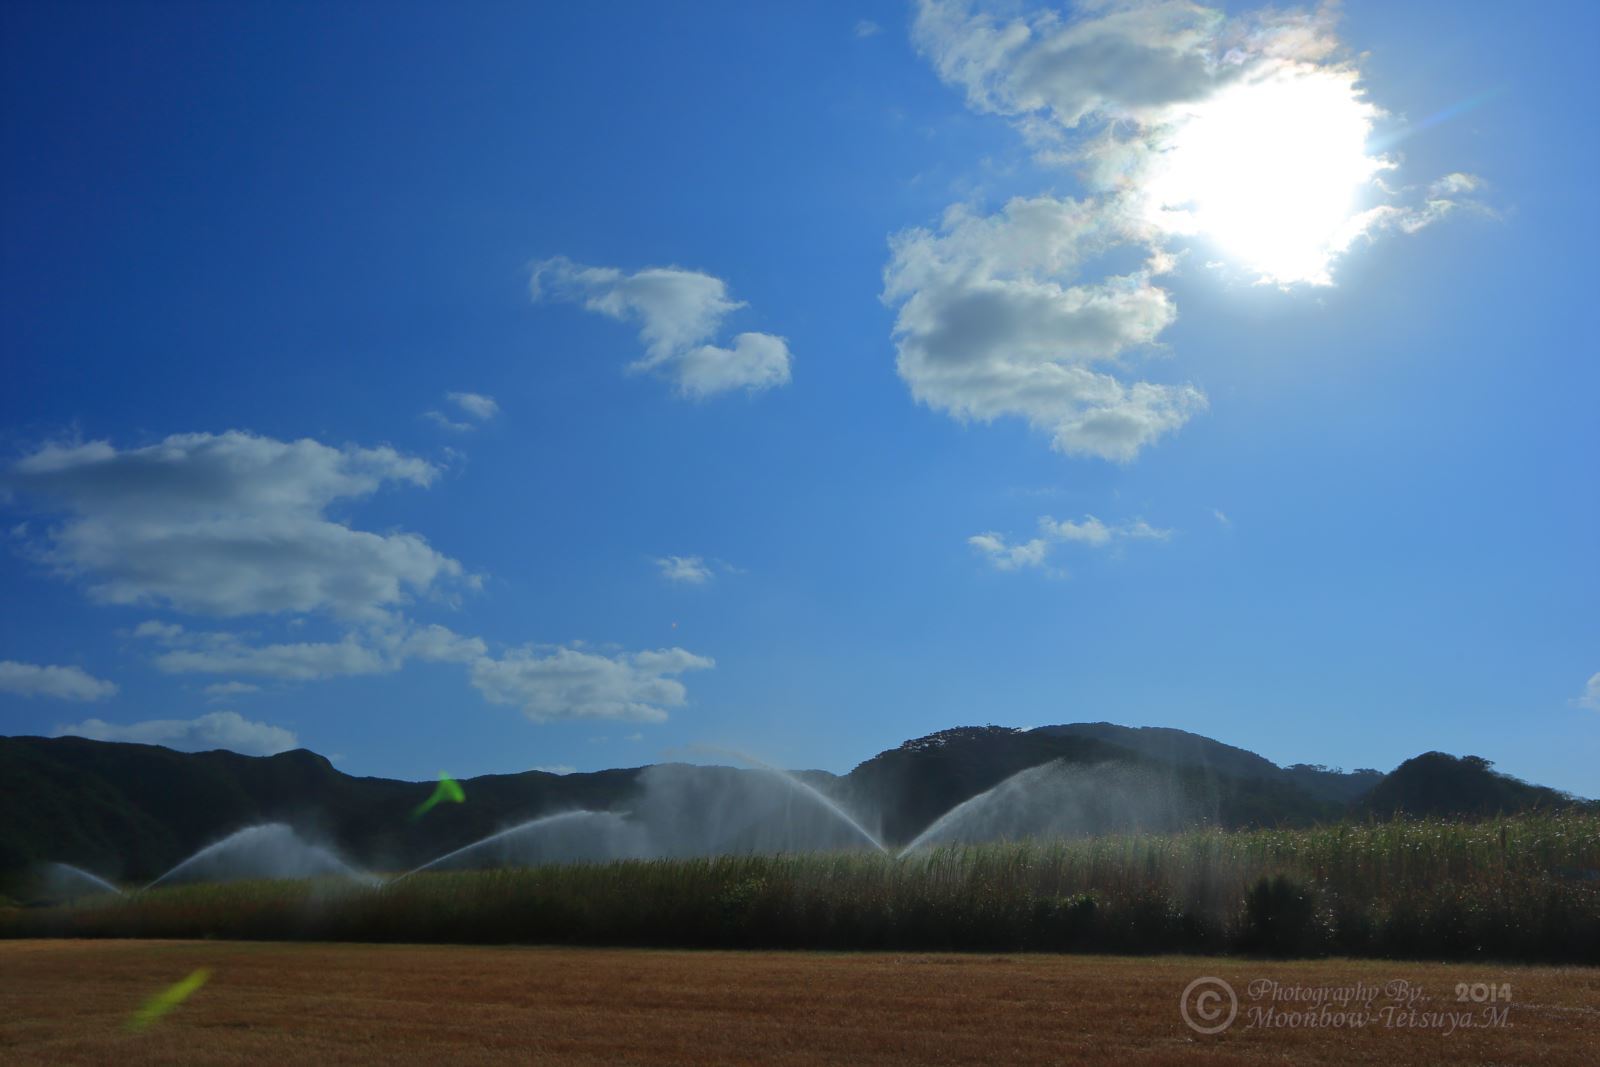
[412,773,466,820]
[40,862,122,899]
[49,752,1204,887]
[691,745,889,854]
[899,760,1193,854]
[145,824,372,888]
[397,810,643,879]
[127,968,211,1032]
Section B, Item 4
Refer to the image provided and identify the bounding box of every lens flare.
[412,773,466,820]
[127,968,211,1032]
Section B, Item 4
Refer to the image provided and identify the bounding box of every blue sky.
[2,1,1595,796]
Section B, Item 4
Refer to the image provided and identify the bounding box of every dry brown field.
[1,940,1595,1065]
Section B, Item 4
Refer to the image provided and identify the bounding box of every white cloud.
[132,615,708,734]
[142,622,486,681]
[969,514,1171,571]
[1042,515,1112,546]
[54,710,298,756]
[1576,673,1600,713]
[425,391,500,431]
[533,764,577,775]
[391,623,488,665]
[3,432,468,620]
[1212,508,1231,527]
[676,333,793,398]
[967,532,1052,571]
[892,1,1484,458]
[446,392,499,421]
[855,19,882,38]
[154,635,390,681]
[470,645,714,723]
[1351,173,1495,241]
[656,555,714,584]
[531,256,791,397]
[884,196,1204,461]
[912,0,1226,127]
[133,620,185,642]
[913,1,1487,283]
[422,411,473,432]
[203,681,261,701]
[1045,515,1169,545]
[0,661,118,702]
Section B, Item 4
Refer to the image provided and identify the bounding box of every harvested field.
[1,941,1595,1065]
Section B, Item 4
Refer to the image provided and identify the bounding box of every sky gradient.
[2,0,1595,796]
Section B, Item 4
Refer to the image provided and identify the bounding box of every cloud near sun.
[887,0,1485,462]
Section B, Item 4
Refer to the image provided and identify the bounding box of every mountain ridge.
[2,723,1589,888]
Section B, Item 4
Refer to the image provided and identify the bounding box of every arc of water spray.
[898,765,1046,855]
[897,759,1191,855]
[144,824,370,890]
[392,809,630,881]
[690,745,889,855]
[44,862,123,897]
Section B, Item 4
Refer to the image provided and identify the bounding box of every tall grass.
[5,813,1597,962]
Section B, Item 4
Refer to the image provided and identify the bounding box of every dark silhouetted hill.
[1360,752,1584,818]
[838,724,1349,843]
[0,735,642,885]
[0,725,1588,887]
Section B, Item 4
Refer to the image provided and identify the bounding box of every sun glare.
[1143,70,1387,285]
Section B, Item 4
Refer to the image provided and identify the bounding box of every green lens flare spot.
[412,773,466,819]
[128,967,211,1032]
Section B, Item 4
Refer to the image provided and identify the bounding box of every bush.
[1239,874,1326,956]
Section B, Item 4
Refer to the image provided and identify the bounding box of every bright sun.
[1141,70,1387,285]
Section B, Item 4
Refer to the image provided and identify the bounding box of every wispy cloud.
[54,710,297,756]
[1576,673,1600,713]
[152,634,390,681]
[656,555,714,584]
[137,621,485,682]
[446,392,498,421]
[966,532,1052,571]
[969,514,1171,572]
[203,681,261,701]
[531,256,791,398]
[0,660,117,701]
[471,644,714,723]
[424,391,500,431]
[131,612,713,727]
